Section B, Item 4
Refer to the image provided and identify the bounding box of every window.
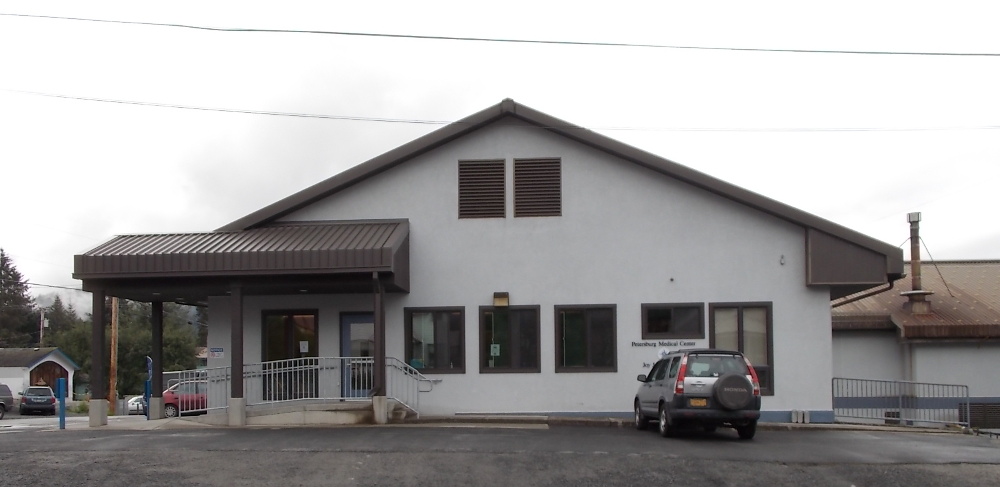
[709,303,773,395]
[458,159,505,218]
[514,158,561,217]
[668,357,681,379]
[480,306,540,373]
[555,305,616,372]
[405,307,465,373]
[646,360,670,382]
[262,310,318,362]
[641,303,704,339]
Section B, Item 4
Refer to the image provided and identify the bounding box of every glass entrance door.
[340,313,374,398]
[262,311,318,401]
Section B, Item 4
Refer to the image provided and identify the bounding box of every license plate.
[688,398,708,407]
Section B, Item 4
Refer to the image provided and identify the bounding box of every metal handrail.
[832,377,971,427]
[165,357,436,418]
[385,357,440,417]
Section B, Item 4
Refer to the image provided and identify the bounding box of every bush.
[70,401,89,414]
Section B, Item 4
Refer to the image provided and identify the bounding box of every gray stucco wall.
[913,342,1000,397]
[209,118,836,416]
[832,330,904,381]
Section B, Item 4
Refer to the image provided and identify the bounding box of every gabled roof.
[833,260,1000,339]
[218,99,903,298]
[0,347,80,370]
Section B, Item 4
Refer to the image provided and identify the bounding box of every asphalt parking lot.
[1,415,998,486]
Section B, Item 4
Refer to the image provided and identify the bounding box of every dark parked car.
[634,349,761,439]
[19,386,56,416]
[0,384,13,419]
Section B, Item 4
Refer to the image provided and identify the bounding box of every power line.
[2,12,998,57]
[3,89,447,124]
[6,89,1000,133]
[0,277,84,292]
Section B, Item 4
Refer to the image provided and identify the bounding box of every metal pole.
[109,297,119,415]
[909,215,922,292]
[57,377,66,429]
[90,290,106,400]
[373,273,385,397]
[230,285,244,399]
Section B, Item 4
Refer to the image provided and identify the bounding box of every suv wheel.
[164,404,179,418]
[0,405,5,420]
[736,420,757,440]
[634,401,647,430]
[714,373,754,411]
[658,404,676,438]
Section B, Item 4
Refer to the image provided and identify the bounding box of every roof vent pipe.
[909,212,923,292]
[902,212,933,314]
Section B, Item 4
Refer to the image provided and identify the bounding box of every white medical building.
[75,100,903,426]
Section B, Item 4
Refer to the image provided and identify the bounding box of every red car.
[162,380,207,417]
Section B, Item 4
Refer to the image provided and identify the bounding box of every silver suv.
[634,349,761,439]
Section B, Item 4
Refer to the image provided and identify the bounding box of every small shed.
[0,347,79,397]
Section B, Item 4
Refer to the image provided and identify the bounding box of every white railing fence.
[833,377,971,427]
[385,357,439,416]
[160,357,434,418]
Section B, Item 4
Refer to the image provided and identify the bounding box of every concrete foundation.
[373,396,388,424]
[89,399,108,427]
[148,397,164,420]
[228,397,247,426]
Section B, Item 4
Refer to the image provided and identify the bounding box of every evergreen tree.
[44,295,82,335]
[50,298,201,395]
[0,249,36,347]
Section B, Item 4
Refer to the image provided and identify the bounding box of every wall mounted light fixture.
[493,292,510,307]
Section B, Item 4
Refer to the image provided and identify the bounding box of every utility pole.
[109,297,119,415]
[38,309,45,347]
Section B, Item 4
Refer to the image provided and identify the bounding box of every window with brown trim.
[480,306,540,373]
[458,159,505,218]
[709,302,774,395]
[405,307,465,373]
[555,305,616,372]
[262,310,318,362]
[641,303,704,339]
[514,158,561,217]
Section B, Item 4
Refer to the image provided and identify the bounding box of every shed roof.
[833,260,1000,339]
[0,347,80,370]
[74,220,410,303]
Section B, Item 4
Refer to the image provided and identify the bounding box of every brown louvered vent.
[458,159,505,218]
[514,158,561,217]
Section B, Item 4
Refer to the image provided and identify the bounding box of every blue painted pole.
[57,377,66,430]
[144,380,151,420]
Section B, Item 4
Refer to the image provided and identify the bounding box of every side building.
[832,259,1000,428]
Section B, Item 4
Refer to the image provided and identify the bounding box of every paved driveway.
[0,420,997,486]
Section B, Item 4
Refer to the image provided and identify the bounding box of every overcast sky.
[2,1,998,314]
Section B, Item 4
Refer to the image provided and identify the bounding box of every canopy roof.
[74,220,409,304]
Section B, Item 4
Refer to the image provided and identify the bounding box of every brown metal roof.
[74,220,409,303]
[218,99,903,298]
[833,260,1000,339]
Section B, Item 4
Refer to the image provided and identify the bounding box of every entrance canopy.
[73,219,410,304]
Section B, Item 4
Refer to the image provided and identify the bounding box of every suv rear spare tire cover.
[713,373,753,410]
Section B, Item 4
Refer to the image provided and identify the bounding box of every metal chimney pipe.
[904,212,933,314]
[908,212,922,292]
